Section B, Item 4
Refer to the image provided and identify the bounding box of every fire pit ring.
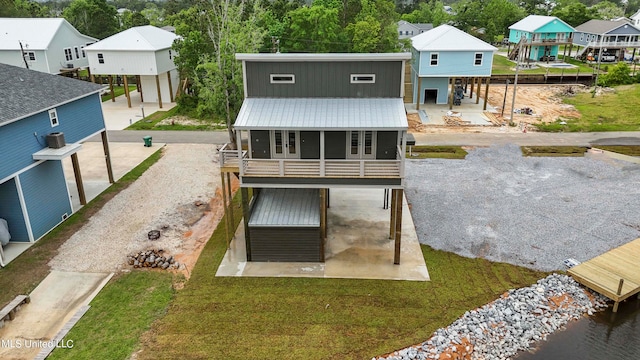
[148,230,161,241]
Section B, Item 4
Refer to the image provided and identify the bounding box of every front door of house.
[251,130,271,159]
[272,130,299,159]
[347,131,375,159]
[300,131,320,159]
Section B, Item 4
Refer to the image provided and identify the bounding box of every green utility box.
[143,136,152,147]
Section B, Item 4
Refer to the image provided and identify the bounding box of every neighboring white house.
[0,18,97,74]
[632,9,640,27]
[84,25,180,108]
[398,21,433,39]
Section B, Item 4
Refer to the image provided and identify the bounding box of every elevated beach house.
[219,53,411,263]
[0,64,113,266]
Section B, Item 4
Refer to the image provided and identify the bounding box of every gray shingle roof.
[575,20,637,34]
[249,188,320,227]
[0,63,104,126]
[234,98,408,130]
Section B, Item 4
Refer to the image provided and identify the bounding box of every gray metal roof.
[249,188,320,227]
[236,53,411,62]
[0,63,104,126]
[575,20,637,34]
[234,98,408,130]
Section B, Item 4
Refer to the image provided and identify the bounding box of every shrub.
[597,62,633,87]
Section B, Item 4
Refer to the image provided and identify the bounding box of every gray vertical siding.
[0,178,30,242]
[19,160,71,240]
[249,227,321,262]
[245,61,403,98]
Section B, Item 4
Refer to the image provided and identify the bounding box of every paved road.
[92,130,640,146]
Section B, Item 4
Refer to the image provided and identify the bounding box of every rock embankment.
[376,274,608,360]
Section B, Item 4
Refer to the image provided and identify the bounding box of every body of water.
[516,298,640,359]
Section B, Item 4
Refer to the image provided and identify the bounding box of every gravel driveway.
[405,144,640,271]
[49,144,219,273]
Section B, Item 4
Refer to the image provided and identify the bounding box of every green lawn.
[521,146,588,157]
[48,271,175,360]
[0,149,163,307]
[407,145,468,159]
[536,84,640,132]
[101,85,138,102]
[492,54,595,75]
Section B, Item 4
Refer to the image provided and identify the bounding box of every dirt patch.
[157,115,210,127]
[410,85,586,134]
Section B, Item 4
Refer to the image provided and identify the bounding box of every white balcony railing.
[219,143,403,179]
[586,40,640,48]
[219,143,246,169]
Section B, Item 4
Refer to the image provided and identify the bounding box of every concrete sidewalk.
[0,271,112,360]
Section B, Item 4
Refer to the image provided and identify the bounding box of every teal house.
[508,15,575,62]
[410,24,497,108]
[0,64,113,266]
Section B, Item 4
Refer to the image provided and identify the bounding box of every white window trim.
[430,52,439,66]
[350,74,376,84]
[23,51,36,61]
[580,33,584,41]
[97,53,104,64]
[81,45,86,58]
[49,109,59,127]
[74,46,80,59]
[474,52,483,66]
[270,74,295,84]
[63,47,72,61]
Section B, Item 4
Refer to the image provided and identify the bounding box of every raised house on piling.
[507,15,575,62]
[0,64,113,267]
[410,24,497,109]
[573,19,640,62]
[219,53,411,263]
[84,25,179,109]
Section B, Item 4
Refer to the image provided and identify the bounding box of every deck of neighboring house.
[568,237,640,312]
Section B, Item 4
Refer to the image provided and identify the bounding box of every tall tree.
[282,4,343,52]
[194,0,266,144]
[551,0,595,27]
[63,0,119,39]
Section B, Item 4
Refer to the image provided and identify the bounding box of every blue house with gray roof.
[0,64,113,266]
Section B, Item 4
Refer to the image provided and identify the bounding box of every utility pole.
[592,34,605,98]
[509,39,524,123]
[19,41,29,69]
[501,79,509,117]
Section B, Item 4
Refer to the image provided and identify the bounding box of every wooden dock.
[568,238,640,312]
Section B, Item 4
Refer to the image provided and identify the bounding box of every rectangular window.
[169,50,172,59]
[350,74,376,84]
[364,131,372,155]
[81,46,85,58]
[287,131,296,155]
[49,109,59,127]
[350,132,359,155]
[430,53,439,66]
[474,53,483,66]
[274,130,283,154]
[64,48,73,61]
[270,74,295,84]
[23,51,35,61]
[580,33,584,41]
[74,46,80,59]
[97,53,104,64]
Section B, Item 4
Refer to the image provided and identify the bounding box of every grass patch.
[133,194,548,360]
[101,85,137,102]
[0,148,164,307]
[521,146,588,157]
[492,54,594,75]
[595,145,640,156]
[125,106,223,131]
[535,84,640,132]
[48,271,175,360]
[407,146,468,159]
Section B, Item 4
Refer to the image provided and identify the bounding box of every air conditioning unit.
[66,63,74,69]
[46,132,66,149]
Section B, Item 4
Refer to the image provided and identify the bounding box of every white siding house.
[84,26,179,108]
[0,18,97,74]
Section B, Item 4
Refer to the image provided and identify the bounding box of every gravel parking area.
[49,144,220,273]
[405,144,640,271]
